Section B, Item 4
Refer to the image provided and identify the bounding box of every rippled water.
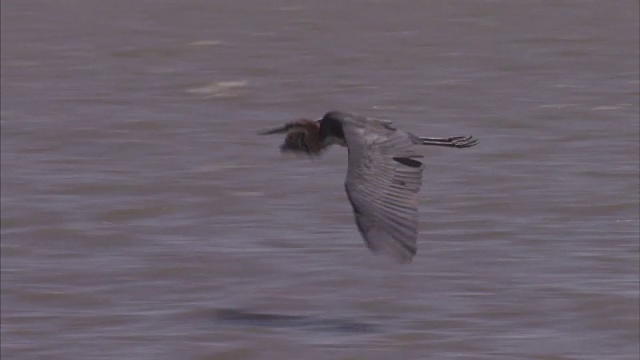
[2,1,639,359]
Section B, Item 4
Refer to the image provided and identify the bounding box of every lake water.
[2,1,639,359]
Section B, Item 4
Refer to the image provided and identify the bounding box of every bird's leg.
[416,135,478,148]
[419,136,468,142]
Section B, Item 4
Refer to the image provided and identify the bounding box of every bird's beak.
[257,125,290,135]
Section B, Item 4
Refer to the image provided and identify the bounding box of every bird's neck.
[318,117,345,143]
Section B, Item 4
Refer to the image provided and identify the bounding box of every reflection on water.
[212,308,378,333]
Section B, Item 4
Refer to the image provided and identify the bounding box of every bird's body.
[259,111,477,263]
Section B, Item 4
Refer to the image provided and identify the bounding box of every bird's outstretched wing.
[341,115,425,263]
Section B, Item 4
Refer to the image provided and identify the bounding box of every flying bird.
[259,111,477,263]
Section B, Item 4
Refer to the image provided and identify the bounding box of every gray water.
[2,1,639,359]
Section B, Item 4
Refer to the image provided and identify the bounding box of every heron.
[259,111,477,263]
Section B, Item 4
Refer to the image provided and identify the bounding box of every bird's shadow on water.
[211,308,379,334]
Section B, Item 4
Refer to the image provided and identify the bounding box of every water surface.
[2,1,639,359]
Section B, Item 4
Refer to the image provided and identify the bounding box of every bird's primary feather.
[336,112,425,263]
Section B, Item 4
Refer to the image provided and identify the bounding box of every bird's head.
[258,118,323,155]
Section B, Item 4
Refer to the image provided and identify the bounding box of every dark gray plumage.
[259,111,477,263]
[338,113,425,262]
